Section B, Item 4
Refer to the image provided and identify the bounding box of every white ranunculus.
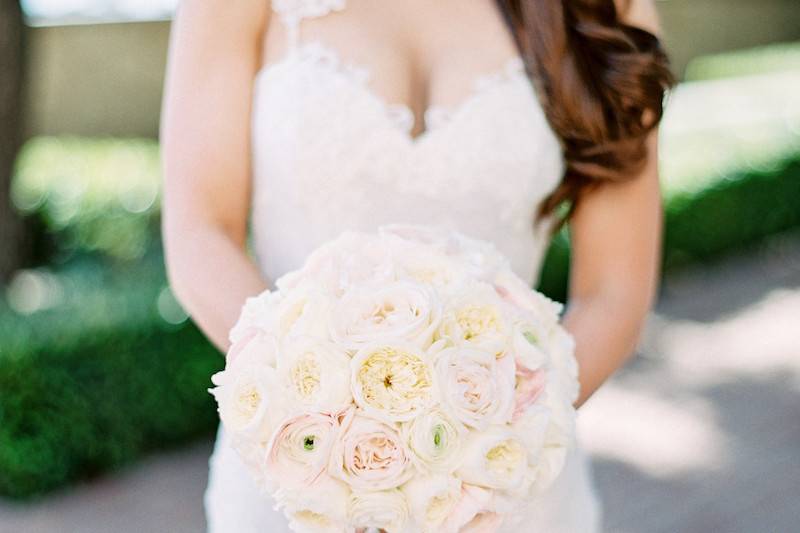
[509,319,551,372]
[402,408,465,474]
[542,325,580,404]
[277,336,352,412]
[456,426,528,493]
[348,488,411,533]
[510,404,552,493]
[329,413,414,491]
[437,281,513,358]
[330,281,442,351]
[350,343,435,423]
[401,474,462,532]
[275,474,350,533]
[264,410,347,489]
[449,233,510,283]
[434,346,515,430]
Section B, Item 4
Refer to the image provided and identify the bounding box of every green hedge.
[537,154,800,303]
[2,154,800,499]
[0,254,221,499]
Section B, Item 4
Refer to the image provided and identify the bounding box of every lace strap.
[272,0,346,51]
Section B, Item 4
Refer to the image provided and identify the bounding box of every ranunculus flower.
[437,282,512,357]
[456,426,528,493]
[433,346,514,430]
[277,336,351,411]
[401,474,462,532]
[330,413,413,491]
[402,408,465,474]
[264,409,348,489]
[350,343,435,423]
[512,360,546,421]
[331,281,442,351]
[348,488,410,533]
[276,474,350,533]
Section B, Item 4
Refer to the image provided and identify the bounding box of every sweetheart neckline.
[253,40,531,144]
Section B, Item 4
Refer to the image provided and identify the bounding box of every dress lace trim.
[272,0,346,48]
[257,41,527,139]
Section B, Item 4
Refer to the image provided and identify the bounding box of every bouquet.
[210,225,580,532]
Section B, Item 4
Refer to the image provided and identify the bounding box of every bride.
[160,0,672,531]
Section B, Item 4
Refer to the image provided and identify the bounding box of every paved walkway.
[2,234,799,533]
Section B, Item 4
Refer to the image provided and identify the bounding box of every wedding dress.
[205,0,602,530]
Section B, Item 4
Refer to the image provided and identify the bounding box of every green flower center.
[523,330,538,345]
[303,436,315,451]
[432,424,444,449]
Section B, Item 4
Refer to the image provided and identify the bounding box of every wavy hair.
[496,0,675,228]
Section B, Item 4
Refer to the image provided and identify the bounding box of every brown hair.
[496,0,675,228]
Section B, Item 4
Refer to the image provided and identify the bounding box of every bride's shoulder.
[615,0,663,36]
[176,0,271,35]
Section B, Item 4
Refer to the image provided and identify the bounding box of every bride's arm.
[564,0,664,407]
[160,0,271,353]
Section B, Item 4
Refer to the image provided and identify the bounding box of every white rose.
[510,405,553,493]
[434,346,515,430]
[449,233,510,282]
[329,413,413,491]
[269,285,333,340]
[286,231,396,295]
[277,336,352,412]
[402,408,465,474]
[456,426,528,493]
[348,489,411,533]
[228,290,283,345]
[437,281,512,357]
[401,475,462,532]
[542,326,580,404]
[275,474,350,533]
[491,268,563,327]
[350,343,435,423]
[210,339,281,437]
[331,281,441,351]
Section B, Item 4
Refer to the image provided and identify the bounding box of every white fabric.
[206,0,602,530]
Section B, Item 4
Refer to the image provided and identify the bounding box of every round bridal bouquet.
[210,225,580,533]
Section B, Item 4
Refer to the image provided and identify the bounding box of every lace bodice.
[249,0,565,287]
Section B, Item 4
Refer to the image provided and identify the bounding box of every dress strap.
[272,0,346,51]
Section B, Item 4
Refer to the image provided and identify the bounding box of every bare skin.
[161,0,664,408]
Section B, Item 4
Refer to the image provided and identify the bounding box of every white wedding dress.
[205,0,602,531]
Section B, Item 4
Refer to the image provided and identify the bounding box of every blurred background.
[0,1,798,532]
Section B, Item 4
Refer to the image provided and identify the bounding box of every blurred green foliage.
[684,41,800,81]
[12,136,161,262]
[0,251,221,498]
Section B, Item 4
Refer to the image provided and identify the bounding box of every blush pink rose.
[512,361,546,421]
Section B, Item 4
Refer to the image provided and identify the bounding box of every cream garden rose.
[348,488,410,533]
[401,474,462,532]
[330,413,413,491]
[276,474,350,533]
[350,343,435,423]
[456,426,529,493]
[330,281,442,351]
[434,346,515,430]
[438,281,513,357]
[277,336,351,411]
